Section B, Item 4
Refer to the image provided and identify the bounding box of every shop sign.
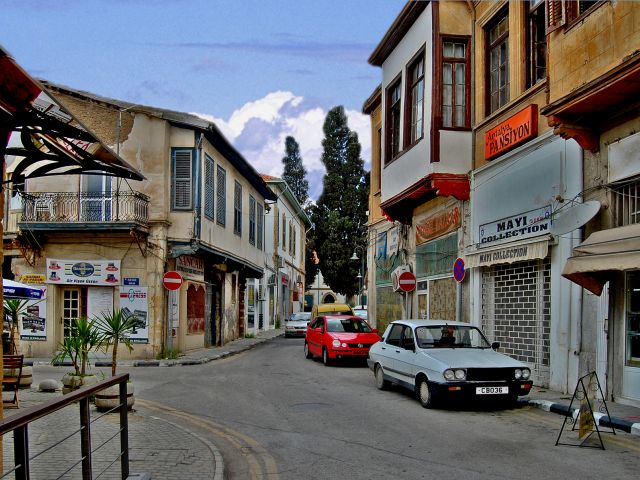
[281,273,289,285]
[176,254,204,281]
[119,286,149,344]
[485,105,538,161]
[479,206,551,246]
[46,259,121,285]
[416,206,460,245]
[19,274,46,284]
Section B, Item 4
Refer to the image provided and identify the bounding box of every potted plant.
[51,317,102,393]
[93,308,139,411]
[3,299,33,388]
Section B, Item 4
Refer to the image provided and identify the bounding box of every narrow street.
[44,337,638,480]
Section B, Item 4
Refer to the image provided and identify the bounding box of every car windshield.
[326,317,372,333]
[289,313,310,322]
[321,309,352,315]
[415,325,491,349]
[353,309,368,319]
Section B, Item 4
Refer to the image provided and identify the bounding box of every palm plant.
[94,309,139,376]
[3,299,31,355]
[51,317,102,376]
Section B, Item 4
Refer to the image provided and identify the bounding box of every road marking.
[138,398,279,479]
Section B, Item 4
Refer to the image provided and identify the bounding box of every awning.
[3,279,43,300]
[465,237,550,268]
[1,46,144,186]
[562,223,640,296]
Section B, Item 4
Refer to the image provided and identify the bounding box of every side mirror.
[372,328,379,334]
[491,341,500,350]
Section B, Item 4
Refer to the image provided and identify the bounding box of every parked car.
[285,312,311,337]
[310,303,354,318]
[367,320,533,408]
[305,315,380,366]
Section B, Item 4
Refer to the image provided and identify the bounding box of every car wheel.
[322,347,331,366]
[416,378,434,408]
[375,364,390,390]
[304,342,312,359]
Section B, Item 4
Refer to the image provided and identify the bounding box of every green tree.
[281,136,309,206]
[311,106,368,296]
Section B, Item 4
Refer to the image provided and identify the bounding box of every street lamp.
[350,247,365,307]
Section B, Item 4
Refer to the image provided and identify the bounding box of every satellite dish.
[550,200,601,235]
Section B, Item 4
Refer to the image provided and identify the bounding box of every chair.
[3,354,24,408]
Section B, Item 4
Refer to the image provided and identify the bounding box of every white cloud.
[192,91,371,201]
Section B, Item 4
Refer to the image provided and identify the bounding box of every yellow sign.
[578,373,596,439]
[19,274,46,284]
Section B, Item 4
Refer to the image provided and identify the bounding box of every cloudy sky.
[1,0,406,200]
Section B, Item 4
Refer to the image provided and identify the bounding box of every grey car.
[367,320,533,408]
[285,312,311,337]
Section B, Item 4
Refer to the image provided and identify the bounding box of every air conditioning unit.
[267,274,276,286]
[277,257,285,268]
[391,265,412,292]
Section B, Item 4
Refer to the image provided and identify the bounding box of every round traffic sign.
[453,257,465,283]
[163,271,183,290]
[398,271,416,292]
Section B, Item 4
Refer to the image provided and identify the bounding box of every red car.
[304,315,381,366]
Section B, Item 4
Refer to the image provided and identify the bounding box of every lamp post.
[350,247,365,307]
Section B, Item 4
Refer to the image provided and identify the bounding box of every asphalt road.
[33,337,640,479]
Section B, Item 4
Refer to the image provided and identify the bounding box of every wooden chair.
[3,354,24,408]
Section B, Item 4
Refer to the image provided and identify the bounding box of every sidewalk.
[5,328,284,479]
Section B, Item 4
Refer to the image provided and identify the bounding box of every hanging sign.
[485,105,538,160]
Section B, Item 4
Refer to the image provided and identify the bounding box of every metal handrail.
[0,373,130,480]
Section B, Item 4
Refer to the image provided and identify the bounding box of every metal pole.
[79,397,92,480]
[13,425,29,480]
[119,380,130,479]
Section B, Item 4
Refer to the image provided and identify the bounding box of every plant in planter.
[93,309,139,411]
[51,317,103,394]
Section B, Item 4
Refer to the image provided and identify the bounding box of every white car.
[285,312,311,337]
[367,320,533,408]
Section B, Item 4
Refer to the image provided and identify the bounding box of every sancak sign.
[479,206,551,246]
[485,105,538,160]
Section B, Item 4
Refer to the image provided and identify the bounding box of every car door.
[307,317,323,355]
[376,323,403,380]
[394,326,417,386]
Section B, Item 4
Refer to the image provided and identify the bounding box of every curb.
[526,399,640,436]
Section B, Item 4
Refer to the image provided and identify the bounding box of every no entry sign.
[398,271,416,292]
[163,271,184,290]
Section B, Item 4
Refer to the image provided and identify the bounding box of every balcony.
[17,191,150,232]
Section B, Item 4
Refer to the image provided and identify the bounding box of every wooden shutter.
[545,0,566,33]
[216,165,226,225]
[172,149,193,209]
[204,154,214,219]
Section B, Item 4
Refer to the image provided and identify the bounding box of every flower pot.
[95,382,135,412]
[61,372,99,394]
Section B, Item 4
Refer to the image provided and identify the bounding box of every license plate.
[476,386,508,395]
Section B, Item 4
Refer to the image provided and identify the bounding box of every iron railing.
[0,374,130,480]
[611,179,640,227]
[19,192,149,225]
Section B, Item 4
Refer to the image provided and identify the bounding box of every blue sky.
[1,0,406,200]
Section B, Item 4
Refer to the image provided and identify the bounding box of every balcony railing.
[19,192,149,226]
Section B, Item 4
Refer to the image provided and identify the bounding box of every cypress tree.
[281,136,309,206]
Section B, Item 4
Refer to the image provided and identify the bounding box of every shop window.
[441,38,470,129]
[526,0,547,88]
[626,272,640,367]
[486,8,509,114]
[405,48,425,146]
[385,76,402,163]
[187,284,205,335]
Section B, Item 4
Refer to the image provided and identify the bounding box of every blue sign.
[123,277,140,286]
[453,258,465,283]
